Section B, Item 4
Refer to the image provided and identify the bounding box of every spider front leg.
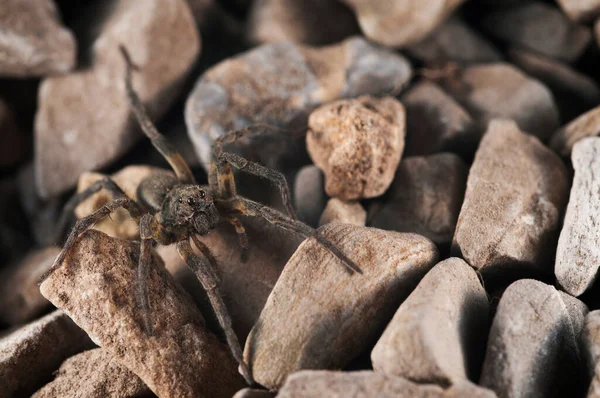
[223,216,249,262]
[137,214,155,335]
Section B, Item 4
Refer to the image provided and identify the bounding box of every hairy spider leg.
[191,234,221,279]
[222,216,249,262]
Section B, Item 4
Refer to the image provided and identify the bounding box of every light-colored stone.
[551,106,600,158]
[294,165,327,227]
[233,388,275,398]
[244,223,438,389]
[319,198,366,227]
[582,311,600,397]
[558,0,600,22]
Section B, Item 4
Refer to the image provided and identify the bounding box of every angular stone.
[307,96,406,200]
[40,230,244,398]
[371,153,467,247]
[233,388,275,398]
[0,247,59,325]
[35,0,200,198]
[0,0,76,77]
[555,138,600,296]
[0,311,93,397]
[319,198,366,227]
[278,371,497,398]
[340,0,466,48]
[551,106,600,158]
[185,37,411,169]
[32,348,150,398]
[481,2,591,62]
[557,0,600,22]
[480,279,588,398]
[372,257,489,384]
[294,165,327,227]
[244,223,438,389]
[452,120,569,277]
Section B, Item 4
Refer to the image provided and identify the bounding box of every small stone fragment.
[371,153,467,248]
[40,230,244,398]
[372,257,489,384]
[452,120,569,277]
[557,0,600,22]
[0,311,93,397]
[0,247,59,325]
[555,138,600,296]
[294,165,327,227]
[0,0,76,77]
[244,223,438,389]
[480,279,588,398]
[307,96,406,200]
[32,348,150,398]
[319,198,366,227]
[340,0,466,48]
[233,388,275,398]
[551,106,600,158]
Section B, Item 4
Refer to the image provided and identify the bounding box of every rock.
[32,348,150,398]
[551,106,600,158]
[442,63,559,141]
[406,16,502,65]
[307,96,406,200]
[371,257,489,384]
[508,48,600,123]
[555,138,600,296]
[40,230,244,398]
[452,120,569,279]
[233,388,275,398]
[557,0,600,22]
[0,247,59,325]
[481,2,591,63]
[247,0,359,45]
[582,311,600,397]
[294,165,327,227]
[185,37,412,170]
[0,0,76,77]
[371,153,468,248]
[480,279,588,398]
[0,310,93,397]
[0,98,28,168]
[35,0,200,198]
[340,0,466,48]
[244,223,438,389]
[319,198,366,227]
[277,370,497,398]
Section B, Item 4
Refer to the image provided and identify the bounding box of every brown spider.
[39,46,361,386]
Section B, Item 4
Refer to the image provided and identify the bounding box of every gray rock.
[551,105,600,158]
[233,388,275,398]
[582,311,600,397]
[319,198,366,227]
[294,165,327,227]
[557,0,600,22]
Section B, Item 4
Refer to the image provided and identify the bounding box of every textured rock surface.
[0,0,76,77]
[372,257,489,384]
[582,311,600,397]
[307,96,406,200]
[453,120,569,277]
[371,153,468,247]
[32,348,150,398]
[319,198,366,227]
[294,165,327,227]
[35,0,199,198]
[244,223,438,389]
[480,279,588,398]
[555,138,600,296]
[0,311,93,397]
[551,106,600,157]
[40,230,244,398]
[557,0,600,22]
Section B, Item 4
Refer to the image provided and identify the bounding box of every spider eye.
[199,190,205,199]
[187,198,195,206]
[178,198,182,203]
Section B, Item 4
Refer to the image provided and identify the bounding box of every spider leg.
[177,239,254,385]
[190,234,221,281]
[137,214,154,335]
[222,216,249,262]
[120,45,196,184]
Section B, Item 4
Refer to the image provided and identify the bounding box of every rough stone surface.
[0,0,76,77]
[372,257,489,384]
[185,37,412,170]
[480,279,588,398]
[35,0,200,198]
[582,311,600,397]
[551,106,600,158]
[0,311,93,397]
[40,230,244,398]
[340,0,465,48]
[32,348,150,398]
[557,0,600,22]
[294,165,327,227]
[319,198,366,227]
[277,371,497,398]
[371,153,468,247]
[555,138,600,296]
[244,223,438,389]
[307,96,406,200]
[0,247,59,325]
[452,120,569,278]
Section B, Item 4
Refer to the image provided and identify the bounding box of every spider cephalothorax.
[161,185,219,236]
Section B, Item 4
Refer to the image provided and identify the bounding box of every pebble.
[307,96,406,200]
[319,198,366,227]
[582,311,600,397]
[557,0,600,22]
[34,0,200,198]
[371,153,468,248]
[233,388,275,398]
[480,279,588,398]
[452,120,569,278]
[371,257,489,384]
[0,0,76,77]
[0,310,93,397]
[551,105,600,158]
[32,348,150,398]
[294,165,327,227]
[244,223,438,389]
[555,138,600,296]
[40,230,244,398]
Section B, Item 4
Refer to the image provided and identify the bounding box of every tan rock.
[244,223,438,389]
[557,0,600,22]
[319,198,366,227]
[551,105,600,158]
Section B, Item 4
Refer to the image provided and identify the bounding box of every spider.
[38,46,361,385]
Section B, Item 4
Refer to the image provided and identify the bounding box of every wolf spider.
[39,46,361,385]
